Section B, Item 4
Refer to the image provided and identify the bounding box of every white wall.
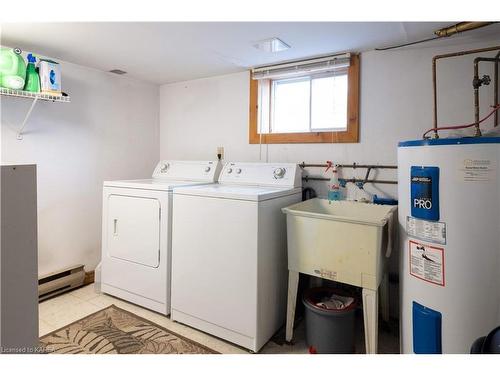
[1,39,496,278]
[159,40,498,199]
[1,59,159,276]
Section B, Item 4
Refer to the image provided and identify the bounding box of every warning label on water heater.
[409,240,445,286]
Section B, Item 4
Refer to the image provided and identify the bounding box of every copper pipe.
[474,83,481,136]
[432,45,500,138]
[473,55,500,135]
[433,57,438,138]
[434,22,495,38]
[376,22,497,51]
[495,51,499,127]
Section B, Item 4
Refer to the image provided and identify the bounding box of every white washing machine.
[171,162,302,352]
[101,160,221,315]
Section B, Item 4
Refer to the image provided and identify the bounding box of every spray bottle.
[23,53,40,92]
[325,161,343,202]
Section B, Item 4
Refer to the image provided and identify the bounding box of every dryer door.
[107,194,160,268]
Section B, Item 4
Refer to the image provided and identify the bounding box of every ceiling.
[1,22,499,84]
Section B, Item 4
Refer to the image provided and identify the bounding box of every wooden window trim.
[249,54,360,144]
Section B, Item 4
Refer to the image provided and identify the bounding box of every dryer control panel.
[152,160,222,182]
[219,162,302,187]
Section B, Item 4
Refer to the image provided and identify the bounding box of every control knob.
[273,167,286,179]
[160,163,170,173]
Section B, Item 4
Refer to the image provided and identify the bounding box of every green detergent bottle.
[24,53,40,92]
[0,47,26,89]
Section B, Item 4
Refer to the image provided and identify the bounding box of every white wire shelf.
[1,87,71,139]
[0,87,70,102]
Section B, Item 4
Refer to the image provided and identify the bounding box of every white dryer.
[101,160,221,315]
[171,162,302,352]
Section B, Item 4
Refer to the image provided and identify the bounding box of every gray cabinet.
[1,165,39,353]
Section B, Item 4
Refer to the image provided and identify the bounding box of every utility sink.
[282,198,396,289]
[282,198,397,354]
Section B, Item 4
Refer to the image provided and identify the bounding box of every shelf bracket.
[16,96,39,140]
[2,88,70,139]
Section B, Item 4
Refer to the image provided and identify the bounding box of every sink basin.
[282,198,397,289]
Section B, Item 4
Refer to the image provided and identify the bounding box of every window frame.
[249,54,359,144]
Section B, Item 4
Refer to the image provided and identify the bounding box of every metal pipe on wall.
[300,162,397,169]
[432,45,500,138]
[495,51,499,127]
[300,163,398,184]
[302,176,397,185]
[473,55,500,135]
[376,22,497,51]
[434,22,495,38]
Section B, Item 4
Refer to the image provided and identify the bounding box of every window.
[264,73,348,133]
[249,54,359,144]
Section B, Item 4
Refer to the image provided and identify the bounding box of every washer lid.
[174,183,302,201]
[103,179,214,191]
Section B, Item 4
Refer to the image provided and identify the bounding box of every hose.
[422,104,500,139]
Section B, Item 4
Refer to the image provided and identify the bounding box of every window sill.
[248,128,359,144]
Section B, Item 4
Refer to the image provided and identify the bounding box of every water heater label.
[459,159,495,182]
[409,240,445,287]
[410,166,439,221]
[406,216,446,245]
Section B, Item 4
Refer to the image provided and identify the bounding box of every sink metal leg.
[362,287,378,354]
[285,270,299,343]
[380,272,390,323]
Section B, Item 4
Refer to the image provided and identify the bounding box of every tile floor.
[39,284,399,354]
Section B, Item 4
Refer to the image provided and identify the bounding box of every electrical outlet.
[217,146,224,160]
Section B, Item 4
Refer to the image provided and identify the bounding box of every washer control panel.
[219,162,301,187]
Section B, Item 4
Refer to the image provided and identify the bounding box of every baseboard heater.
[38,264,85,301]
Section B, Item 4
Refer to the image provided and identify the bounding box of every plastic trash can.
[302,287,357,354]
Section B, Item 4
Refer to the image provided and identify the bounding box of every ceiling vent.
[254,37,291,53]
[109,69,127,75]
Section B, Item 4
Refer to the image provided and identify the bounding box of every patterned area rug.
[39,305,217,354]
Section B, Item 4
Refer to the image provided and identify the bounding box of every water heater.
[398,137,500,353]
